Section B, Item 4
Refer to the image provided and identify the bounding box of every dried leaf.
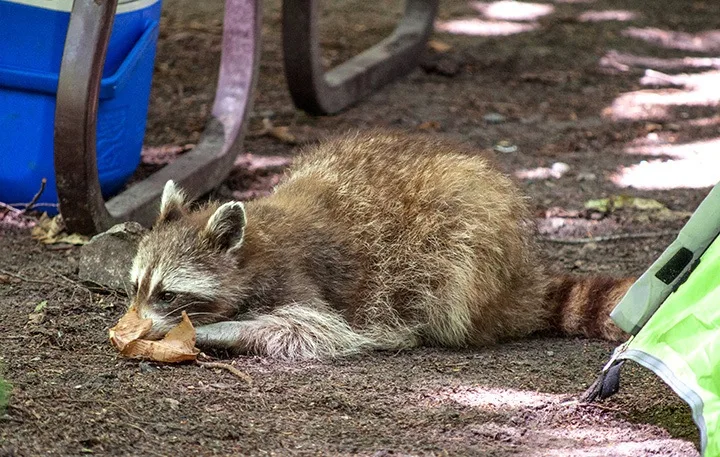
[0,274,21,285]
[249,118,299,145]
[427,39,452,53]
[27,300,48,325]
[584,196,666,213]
[584,196,692,222]
[418,121,441,131]
[109,309,199,363]
[108,306,153,352]
[31,213,89,246]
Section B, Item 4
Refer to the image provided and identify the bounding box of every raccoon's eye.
[158,291,177,303]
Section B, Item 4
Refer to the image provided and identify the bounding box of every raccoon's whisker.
[161,302,200,319]
[186,312,229,319]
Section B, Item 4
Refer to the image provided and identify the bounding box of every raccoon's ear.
[157,180,187,224]
[203,201,247,252]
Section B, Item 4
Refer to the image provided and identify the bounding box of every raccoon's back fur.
[129,131,631,359]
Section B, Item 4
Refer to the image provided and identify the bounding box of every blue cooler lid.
[0,0,162,76]
[0,0,160,13]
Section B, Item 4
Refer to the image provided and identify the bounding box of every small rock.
[546,350,554,356]
[78,222,147,293]
[576,172,597,182]
[420,54,461,77]
[493,140,518,154]
[483,113,506,124]
[163,398,180,410]
[581,242,599,252]
[645,122,662,132]
[139,362,158,373]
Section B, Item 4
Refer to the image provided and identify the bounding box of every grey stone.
[78,222,147,293]
[483,112,506,124]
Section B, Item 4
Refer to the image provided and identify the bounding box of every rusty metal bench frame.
[55,0,437,235]
[283,0,438,115]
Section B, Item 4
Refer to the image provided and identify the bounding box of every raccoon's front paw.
[195,321,250,350]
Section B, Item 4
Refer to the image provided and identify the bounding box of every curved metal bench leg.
[282,0,438,115]
[55,0,262,235]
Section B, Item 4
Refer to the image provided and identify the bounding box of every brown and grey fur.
[129,131,632,360]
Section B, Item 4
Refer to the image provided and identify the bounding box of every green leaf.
[0,366,10,414]
[34,300,48,313]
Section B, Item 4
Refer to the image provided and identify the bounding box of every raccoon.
[128,130,632,360]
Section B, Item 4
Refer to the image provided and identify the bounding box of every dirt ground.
[2,0,720,454]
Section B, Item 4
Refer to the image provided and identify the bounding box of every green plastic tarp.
[598,183,720,456]
[616,234,720,455]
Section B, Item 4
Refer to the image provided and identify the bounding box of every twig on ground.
[0,202,22,214]
[196,361,253,385]
[540,231,677,244]
[22,178,46,214]
[71,399,153,425]
[47,266,93,302]
[0,268,90,298]
[584,402,624,413]
[0,269,64,287]
[126,423,148,435]
[8,404,41,421]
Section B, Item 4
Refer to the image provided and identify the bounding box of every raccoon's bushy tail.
[545,275,635,342]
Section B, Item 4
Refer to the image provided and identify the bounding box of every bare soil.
[2,0,719,454]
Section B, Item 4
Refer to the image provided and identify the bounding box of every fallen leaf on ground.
[417,120,441,131]
[30,213,89,245]
[268,125,297,144]
[109,309,199,363]
[427,39,452,53]
[248,118,299,145]
[109,305,153,351]
[584,196,692,221]
[27,300,47,325]
[585,195,665,213]
[0,274,21,285]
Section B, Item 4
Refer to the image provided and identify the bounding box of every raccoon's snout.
[137,306,180,340]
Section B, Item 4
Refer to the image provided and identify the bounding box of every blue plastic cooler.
[0,0,162,212]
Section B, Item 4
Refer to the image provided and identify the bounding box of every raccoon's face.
[128,180,247,339]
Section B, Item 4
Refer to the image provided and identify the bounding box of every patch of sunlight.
[439,386,561,409]
[471,1,554,21]
[436,18,538,36]
[616,138,720,190]
[612,158,720,190]
[604,70,720,121]
[625,137,720,158]
[687,116,720,127]
[600,50,720,72]
[578,10,638,22]
[641,69,720,89]
[623,27,720,53]
[532,439,697,457]
[515,162,570,180]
